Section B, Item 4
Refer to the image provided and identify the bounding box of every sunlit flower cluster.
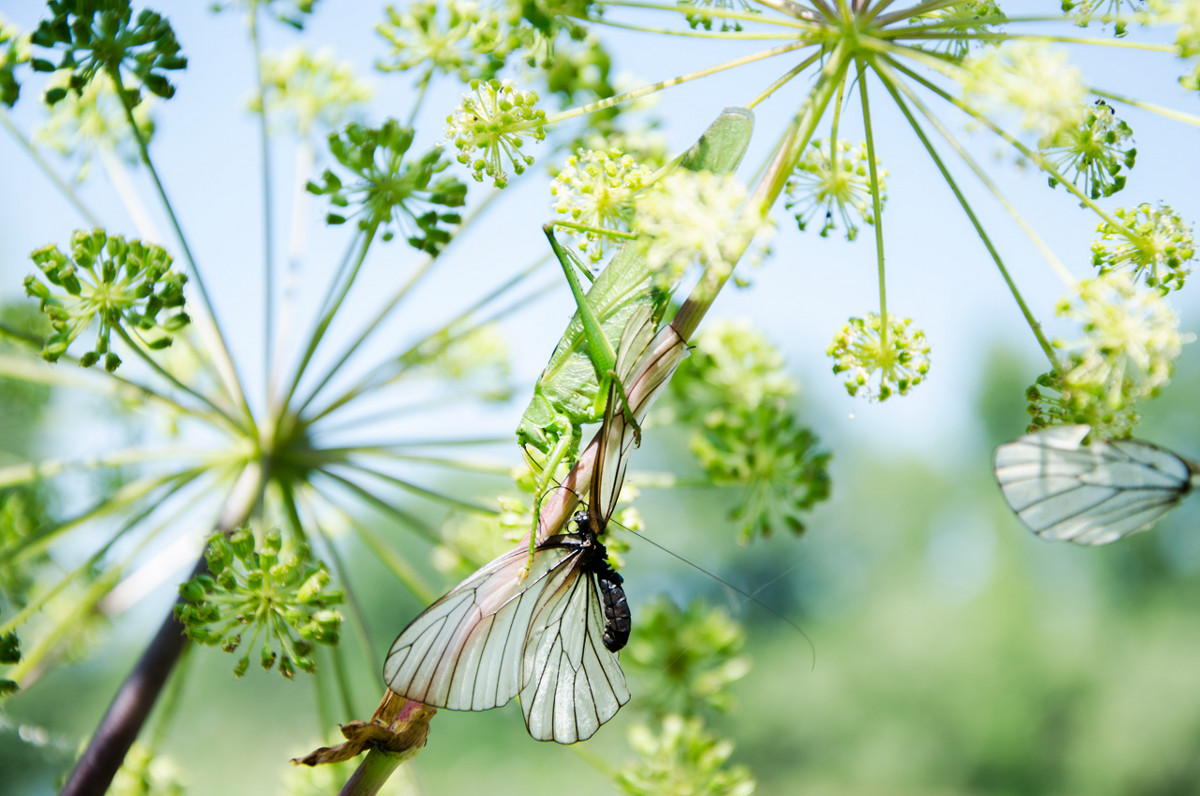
[307,120,467,252]
[252,47,372,138]
[25,229,189,371]
[446,78,546,188]
[1091,203,1195,292]
[961,42,1087,140]
[632,170,756,288]
[1040,100,1136,200]
[828,313,931,401]
[175,528,344,679]
[0,14,30,106]
[1054,271,1192,415]
[551,148,654,263]
[785,138,886,240]
[376,0,509,83]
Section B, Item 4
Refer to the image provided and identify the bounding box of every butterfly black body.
[555,511,630,652]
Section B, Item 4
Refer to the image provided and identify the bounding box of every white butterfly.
[383,306,686,743]
[993,424,1200,545]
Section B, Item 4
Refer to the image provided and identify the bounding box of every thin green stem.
[0,470,209,637]
[880,45,1130,236]
[748,51,823,108]
[114,325,244,432]
[1091,86,1200,127]
[321,459,498,515]
[293,188,506,419]
[408,69,433,127]
[856,59,889,348]
[285,483,381,687]
[675,40,851,340]
[307,255,551,423]
[0,446,209,489]
[876,54,1063,364]
[586,17,804,38]
[598,0,814,29]
[106,66,252,428]
[277,226,374,420]
[541,40,811,128]
[313,468,441,547]
[0,110,102,227]
[249,9,276,408]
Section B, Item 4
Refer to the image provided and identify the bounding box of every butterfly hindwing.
[994,425,1196,545]
[520,542,630,743]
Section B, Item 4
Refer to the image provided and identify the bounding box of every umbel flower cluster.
[1,0,1200,794]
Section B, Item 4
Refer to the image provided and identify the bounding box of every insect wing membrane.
[383,543,575,711]
[994,424,1194,545]
[519,540,629,743]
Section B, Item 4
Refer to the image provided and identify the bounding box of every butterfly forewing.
[994,424,1196,545]
[383,543,577,711]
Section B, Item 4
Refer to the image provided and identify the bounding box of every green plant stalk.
[308,255,551,423]
[286,481,381,678]
[595,0,814,30]
[276,225,375,420]
[875,55,1060,365]
[350,521,437,605]
[313,468,441,546]
[249,7,276,405]
[877,47,1134,242]
[0,445,211,489]
[105,65,252,430]
[293,192,505,418]
[1090,87,1200,128]
[748,51,824,109]
[857,58,890,350]
[0,464,218,566]
[0,472,209,637]
[114,325,244,431]
[676,40,850,341]
[332,459,499,515]
[0,110,102,228]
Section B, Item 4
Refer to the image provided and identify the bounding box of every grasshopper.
[516,107,754,541]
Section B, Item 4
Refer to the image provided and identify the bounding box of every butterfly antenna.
[623,526,815,669]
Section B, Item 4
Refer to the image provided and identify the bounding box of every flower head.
[251,47,372,138]
[35,70,154,180]
[307,120,467,252]
[446,78,546,188]
[24,230,189,371]
[1041,100,1136,200]
[617,715,756,796]
[1063,0,1145,36]
[376,1,509,82]
[632,170,759,288]
[0,14,31,107]
[1091,203,1195,292]
[785,138,886,241]
[1052,270,1192,417]
[908,1,1006,59]
[624,598,750,715]
[828,313,931,401]
[31,0,187,107]
[175,528,344,679]
[551,148,654,263]
[961,42,1086,140]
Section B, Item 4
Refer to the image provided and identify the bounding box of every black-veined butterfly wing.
[591,306,687,526]
[383,542,579,711]
[994,424,1199,545]
[518,535,630,743]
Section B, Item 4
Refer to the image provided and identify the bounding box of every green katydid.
[516,107,754,540]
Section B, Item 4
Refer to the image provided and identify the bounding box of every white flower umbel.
[961,41,1087,141]
[632,170,757,288]
[551,148,653,263]
[1056,271,1193,410]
